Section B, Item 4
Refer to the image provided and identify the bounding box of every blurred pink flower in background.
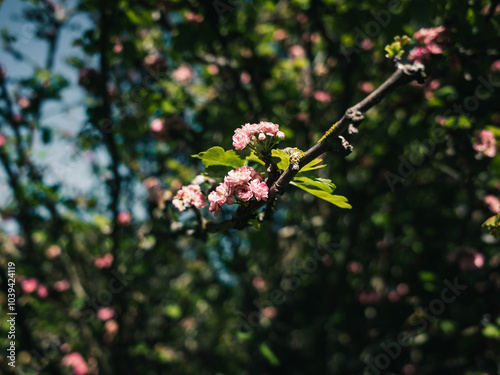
[45,244,61,259]
[94,254,114,269]
[0,134,7,147]
[473,129,497,158]
[62,352,88,375]
[409,26,447,63]
[263,306,277,318]
[272,29,287,41]
[358,81,374,93]
[150,118,165,133]
[289,45,306,58]
[37,284,48,298]
[360,38,374,50]
[491,60,500,72]
[185,12,204,23]
[104,319,119,342]
[54,279,70,292]
[397,283,409,296]
[97,307,115,321]
[448,247,485,271]
[207,64,219,75]
[17,97,30,109]
[484,195,500,213]
[358,291,381,305]
[117,211,131,226]
[313,91,331,103]
[21,278,38,293]
[172,65,192,83]
[252,276,266,290]
[240,71,251,84]
[346,261,363,274]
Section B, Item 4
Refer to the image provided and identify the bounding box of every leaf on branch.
[292,176,336,193]
[291,180,351,209]
[271,149,290,170]
[299,157,326,172]
[193,146,246,169]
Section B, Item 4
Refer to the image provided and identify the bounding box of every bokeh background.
[0,0,499,374]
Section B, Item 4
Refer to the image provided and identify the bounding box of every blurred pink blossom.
[358,291,381,305]
[240,71,251,84]
[185,12,204,23]
[45,244,61,259]
[409,26,447,63]
[272,29,287,41]
[313,91,331,103]
[117,211,131,226]
[37,284,49,298]
[207,64,219,75]
[0,134,6,147]
[172,65,192,83]
[62,352,88,375]
[252,276,266,289]
[346,261,363,274]
[358,81,374,93]
[491,60,500,72]
[94,254,114,269]
[289,45,306,58]
[448,247,485,271]
[484,195,500,213]
[17,97,30,109]
[54,280,70,292]
[97,307,115,321]
[21,278,38,293]
[360,38,374,50]
[263,306,277,318]
[397,283,409,296]
[388,290,400,302]
[150,118,165,133]
[473,129,497,158]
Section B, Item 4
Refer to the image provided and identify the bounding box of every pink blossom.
[62,352,89,375]
[225,166,254,185]
[105,319,119,335]
[313,91,331,103]
[0,134,6,147]
[289,45,306,58]
[491,60,500,72]
[249,179,268,201]
[448,247,485,271]
[117,211,131,226]
[185,12,204,23]
[216,181,235,205]
[144,54,166,68]
[388,290,400,302]
[357,291,381,305]
[234,184,253,201]
[346,261,363,274]
[240,71,251,84]
[360,38,374,50]
[54,280,70,292]
[37,284,48,298]
[273,29,287,41]
[21,278,38,293]
[473,129,497,158]
[143,176,163,202]
[150,118,165,133]
[207,64,219,75]
[252,276,266,289]
[484,195,500,213]
[113,43,123,53]
[94,254,114,269]
[358,82,374,93]
[263,306,277,318]
[409,26,447,63]
[172,65,192,83]
[45,244,61,258]
[396,283,409,296]
[172,184,207,212]
[97,307,115,321]
[208,190,225,216]
[17,97,30,109]
[232,129,251,150]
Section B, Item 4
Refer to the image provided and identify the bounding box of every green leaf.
[193,147,245,169]
[248,219,262,229]
[482,324,500,339]
[290,181,351,209]
[271,149,290,170]
[299,157,326,172]
[292,176,335,193]
[259,343,280,366]
[163,304,182,319]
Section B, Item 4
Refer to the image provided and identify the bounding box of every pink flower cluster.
[409,26,447,63]
[62,352,89,375]
[94,254,114,269]
[484,195,500,213]
[473,129,497,158]
[232,121,285,150]
[208,166,268,216]
[172,184,207,212]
